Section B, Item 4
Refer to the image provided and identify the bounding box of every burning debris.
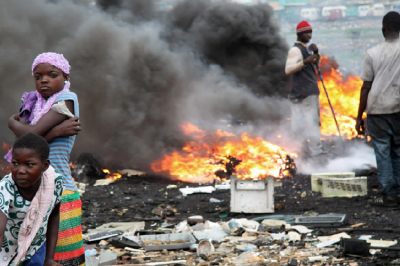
[318,56,363,139]
[151,123,297,183]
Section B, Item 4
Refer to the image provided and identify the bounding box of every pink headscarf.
[30,52,71,125]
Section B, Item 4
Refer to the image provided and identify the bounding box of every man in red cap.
[285,20,324,157]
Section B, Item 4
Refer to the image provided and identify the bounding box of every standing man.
[285,21,324,157]
[356,11,400,207]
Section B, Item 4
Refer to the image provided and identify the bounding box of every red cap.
[297,21,312,33]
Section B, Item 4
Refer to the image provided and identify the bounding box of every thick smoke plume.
[0,0,291,169]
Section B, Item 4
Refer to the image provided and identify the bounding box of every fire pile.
[151,123,296,182]
[318,55,363,139]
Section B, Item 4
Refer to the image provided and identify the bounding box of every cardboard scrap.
[328,232,351,240]
[118,169,146,176]
[367,239,397,248]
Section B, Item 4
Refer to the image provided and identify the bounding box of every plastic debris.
[209,197,224,203]
[179,186,216,196]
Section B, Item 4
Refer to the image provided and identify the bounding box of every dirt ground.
[80,163,400,265]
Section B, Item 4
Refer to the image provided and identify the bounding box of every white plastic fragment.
[367,239,397,248]
[179,186,216,196]
[288,231,301,242]
[262,219,287,228]
[328,232,351,240]
[215,180,231,190]
[271,232,287,241]
[286,224,313,234]
[175,221,193,233]
[235,219,260,232]
[308,256,327,262]
[316,239,341,248]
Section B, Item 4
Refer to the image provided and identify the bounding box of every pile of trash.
[82,215,398,266]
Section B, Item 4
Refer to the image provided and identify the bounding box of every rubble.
[79,164,400,265]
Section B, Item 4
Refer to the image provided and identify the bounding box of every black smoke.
[0,0,290,170]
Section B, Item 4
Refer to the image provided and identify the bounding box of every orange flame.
[151,123,296,182]
[0,143,11,177]
[2,143,11,152]
[318,55,363,139]
[102,168,122,180]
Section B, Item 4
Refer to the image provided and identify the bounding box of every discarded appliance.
[295,214,346,227]
[230,175,274,213]
[311,172,355,192]
[320,177,367,197]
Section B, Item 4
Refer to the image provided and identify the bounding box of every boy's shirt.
[0,171,63,265]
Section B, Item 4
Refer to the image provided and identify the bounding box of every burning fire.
[318,55,363,139]
[151,123,296,182]
[102,168,122,180]
[0,143,11,177]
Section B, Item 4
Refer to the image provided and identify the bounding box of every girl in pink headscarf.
[6,52,85,266]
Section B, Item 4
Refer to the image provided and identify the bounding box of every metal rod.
[316,64,342,138]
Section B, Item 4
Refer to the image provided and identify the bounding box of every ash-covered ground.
[79,139,400,265]
[81,170,396,236]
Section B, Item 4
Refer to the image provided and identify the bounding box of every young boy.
[0,133,63,266]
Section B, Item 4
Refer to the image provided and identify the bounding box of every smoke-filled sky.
[0,0,293,169]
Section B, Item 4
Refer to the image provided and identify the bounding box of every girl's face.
[11,148,49,189]
[34,63,68,100]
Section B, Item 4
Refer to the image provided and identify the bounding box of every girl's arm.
[44,203,61,266]
[44,117,81,142]
[9,100,75,138]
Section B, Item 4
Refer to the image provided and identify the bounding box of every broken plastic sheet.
[192,226,227,241]
[271,232,287,241]
[179,186,216,196]
[285,224,313,234]
[93,179,116,186]
[175,221,193,233]
[316,239,341,248]
[288,231,301,242]
[367,239,397,248]
[235,219,260,232]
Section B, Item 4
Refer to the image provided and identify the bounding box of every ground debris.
[81,167,400,265]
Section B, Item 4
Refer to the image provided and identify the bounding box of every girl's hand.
[10,114,20,122]
[53,117,81,137]
[44,259,62,266]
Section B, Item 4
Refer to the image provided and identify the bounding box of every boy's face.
[33,63,68,100]
[11,148,49,189]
